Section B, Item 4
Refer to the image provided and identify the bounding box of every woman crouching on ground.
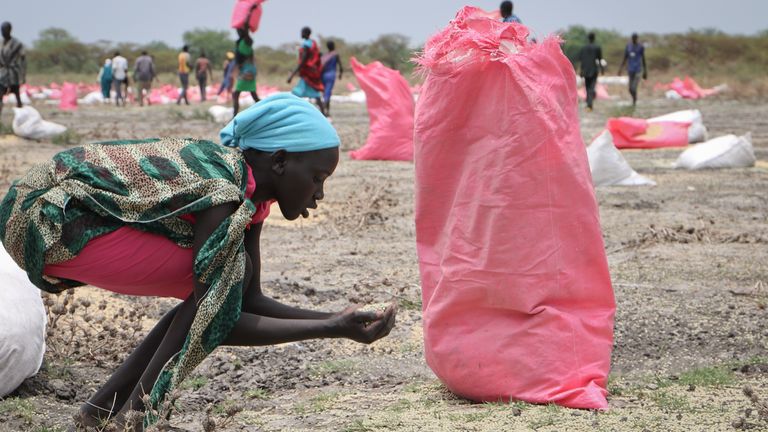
[0,93,397,429]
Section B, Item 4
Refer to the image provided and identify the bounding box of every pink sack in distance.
[607,117,690,149]
[349,57,414,161]
[414,7,615,410]
[231,0,265,32]
[59,82,78,110]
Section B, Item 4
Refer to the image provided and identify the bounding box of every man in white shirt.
[111,51,128,106]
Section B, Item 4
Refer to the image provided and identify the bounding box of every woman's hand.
[328,303,397,344]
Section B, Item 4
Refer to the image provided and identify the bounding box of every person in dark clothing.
[499,1,522,23]
[618,33,647,106]
[578,32,603,111]
[0,21,26,120]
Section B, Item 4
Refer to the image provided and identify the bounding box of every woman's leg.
[249,91,260,104]
[75,303,182,426]
[233,91,241,115]
[116,296,198,417]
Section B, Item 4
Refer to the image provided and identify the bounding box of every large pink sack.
[59,82,78,110]
[231,0,265,32]
[607,117,690,149]
[414,7,615,410]
[349,57,414,161]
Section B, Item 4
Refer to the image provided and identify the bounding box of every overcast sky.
[6,0,766,48]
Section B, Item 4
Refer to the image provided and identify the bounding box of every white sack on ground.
[12,106,67,140]
[3,92,32,106]
[0,243,46,397]
[79,91,104,105]
[330,90,367,104]
[674,133,756,170]
[587,130,656,186]
[649,109,708,143]
[208,105,234,123]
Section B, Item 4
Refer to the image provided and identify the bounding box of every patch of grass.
[447,409,495,423]
[398,341,422,354]
[607,375,625,396]
[44,359,74,380]
[294,391,341,414]
[402,381,425,393]
[387,398,413,413]
[181,375,208,390]
[0,122,13,135]
[607,104,636,118]
[678,366,734,387]
[231,358,243,371]
[0,397,36,424]
[399,297,422,311]
[342,419,375,432]
[527,403,564,430]
[34,427,66,432]
[51,129,81,145]
[212,399,240,416]
[310,359,356,377]
[649,389,690,413]
[169,108,186,120]
[244,388,270,400]
[189,108,213,121]
[169,107,213,122]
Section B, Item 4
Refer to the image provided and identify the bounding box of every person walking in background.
[0,21,27,120]
[500,1,522,23]
[288,27,325,116]
[578,32,603,112]
[320,40,343,117]
[194,51,213,103]
[217,51,236,101]
[111,51,128,107]
[618,33,647,106]
[233,3,261,115]
[97,59,112,104]
[134,51,156,107]
[176,45,191,105]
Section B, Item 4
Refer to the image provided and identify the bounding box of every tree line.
[25,26,768,82]
[25,27,414,77]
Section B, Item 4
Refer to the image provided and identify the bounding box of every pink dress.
[44,164,271,300]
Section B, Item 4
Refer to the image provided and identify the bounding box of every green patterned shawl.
[0,138,256,420]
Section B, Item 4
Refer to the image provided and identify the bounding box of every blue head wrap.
[220,93,340,153]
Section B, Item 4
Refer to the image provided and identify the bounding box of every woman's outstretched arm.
[242,222,337,319]
[225,305,396,346]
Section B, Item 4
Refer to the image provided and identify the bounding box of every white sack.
[674,133,756,170]
[587,130,656,186]
[12,106,67,140]
[0,243,46,397]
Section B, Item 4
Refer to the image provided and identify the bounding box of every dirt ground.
[0,92,767,432]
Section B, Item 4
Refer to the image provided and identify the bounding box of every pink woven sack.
[349,57,414,161]
[414,7,615,409]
